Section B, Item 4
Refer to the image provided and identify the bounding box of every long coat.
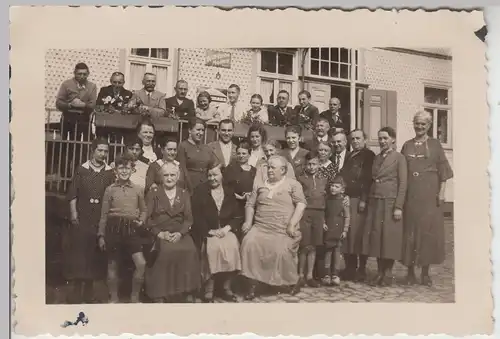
[361,150,408,260]
[339,147,375,254]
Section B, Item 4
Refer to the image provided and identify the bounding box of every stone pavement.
[46,219,454,304]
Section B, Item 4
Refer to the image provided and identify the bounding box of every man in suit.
[268,90,297,126]
[208,119,237,170]
[127,73,167,118]
[294,90,320,129]
[331,130,350,174]
[304,116,332,152]
[165,80,196,120]
[96,72,133,113]
[320,97,348,133]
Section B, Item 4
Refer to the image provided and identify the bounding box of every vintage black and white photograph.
[11,6,491,336]
[44,46,456,304]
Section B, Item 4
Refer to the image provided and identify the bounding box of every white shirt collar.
[321,160,332,168]
[82,160,111,172]
[317,135,328,142]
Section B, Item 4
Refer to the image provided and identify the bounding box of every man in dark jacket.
[320,97,349,133]
[268,90,297,126]
[165,80,196,120]
[96,72,133,113]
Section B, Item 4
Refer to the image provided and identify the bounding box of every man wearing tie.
[127,73,167,118]
[331,131,349,174]
[165,80,196,119]
[320,97,348,133]
[216,84,247,122]
[267,90,297,126]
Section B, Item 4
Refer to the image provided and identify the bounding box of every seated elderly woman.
[240,155,307,300]
[253,139,296,188]
[144,162,201,303]
[192,163,242,303]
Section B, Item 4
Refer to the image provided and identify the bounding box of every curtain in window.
[279,81,292,99]
[130,63,147,91]
[153,66,169,94]
[260,79,275,104]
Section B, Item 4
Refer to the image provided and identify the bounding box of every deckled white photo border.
[9,6,492,336]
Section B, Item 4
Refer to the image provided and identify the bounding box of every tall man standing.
[165,80,196,119]
[331,131,349,174]
[56,62,97,138]
[127,73,166,118]
[304,116,332,152]
[339,129,375,281]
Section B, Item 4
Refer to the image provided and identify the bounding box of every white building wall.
[363,48,454,201]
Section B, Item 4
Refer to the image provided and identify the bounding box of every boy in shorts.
[98,153,148,303]
[297,151,327,287]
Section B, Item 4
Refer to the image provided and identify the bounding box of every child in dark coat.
[323,175,350,286]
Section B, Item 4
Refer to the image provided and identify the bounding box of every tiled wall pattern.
[363,48,453,201]
[178,48,255,107]
[45,49,121,119]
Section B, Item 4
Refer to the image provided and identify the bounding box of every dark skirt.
[342,197,367,255]
[361,198,403,261]
[145,234,201,299]
[62,222,106,280]
[402,173,446,266]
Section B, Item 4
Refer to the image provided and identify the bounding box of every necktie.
[230,104,236,120]
[334,153,341,174]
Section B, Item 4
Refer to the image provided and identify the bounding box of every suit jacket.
[208,141,237,168]
[369,150,408,209]
[320,109,349,132]
[191,183,241,249]
[283,148,309,177]
[339,147,375,201]
[128,88,167,118]
[165,96,196,119]
[294,104,320,126]
[267,105,297,126]
[96,85,133,111]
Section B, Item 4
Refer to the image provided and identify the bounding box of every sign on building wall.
[205,50,232,69]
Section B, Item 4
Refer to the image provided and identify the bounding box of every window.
[423,85,452,148]
[257,50,297,106]
[309,48,358,80]
[127,48,174,95]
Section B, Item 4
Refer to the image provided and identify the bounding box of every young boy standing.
[284,125,309,177]
[323,175,351,286]
[98,153,148,303]
[297,151,327,287]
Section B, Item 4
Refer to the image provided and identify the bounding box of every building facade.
[45,47,453,202]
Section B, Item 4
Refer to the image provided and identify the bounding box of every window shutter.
[362,89,397,153]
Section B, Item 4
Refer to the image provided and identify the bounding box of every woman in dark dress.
[64,138,115,303]
[222,141,257,241]
[144,136,188,195]
[401,110,453,286]
[177,117,217,193]
[144,162,201,303]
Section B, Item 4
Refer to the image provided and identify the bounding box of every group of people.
[55,62,348,134]
[58,62,454,304]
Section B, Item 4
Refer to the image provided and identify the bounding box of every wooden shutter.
[362,89,397,153]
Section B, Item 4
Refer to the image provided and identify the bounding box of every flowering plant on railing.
[298,111,314,130]
[97,94,131,114]
[165,107,179,120]
[241,109,264,125]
